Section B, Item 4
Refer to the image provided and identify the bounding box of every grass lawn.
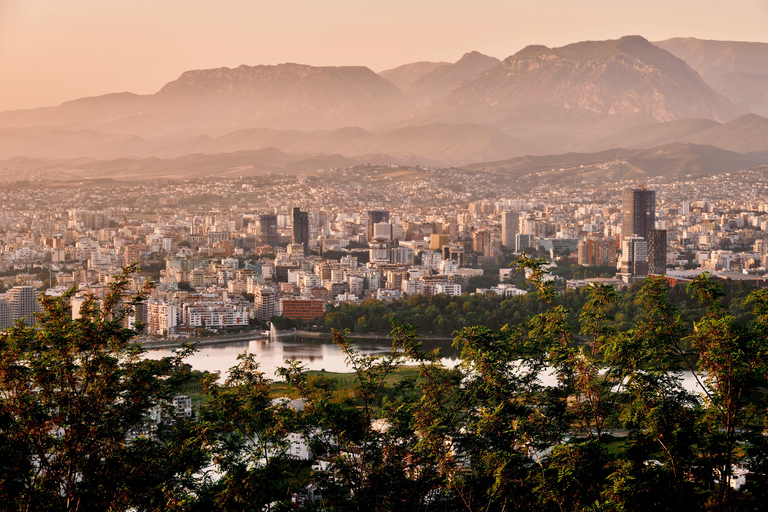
[269,366,425,399]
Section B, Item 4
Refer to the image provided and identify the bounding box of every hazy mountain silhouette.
[654,37,768,81]
[0,64,409,136]
[0,35,761,168]
[582,114,768,154]
[378,61,450,91]
[654,38,768,116]
[405,51,501,105]
[414,36,743,151]
[464,143,768,183]
[708,73,768,117]
[0,123,529,164]
[2,142,762,185]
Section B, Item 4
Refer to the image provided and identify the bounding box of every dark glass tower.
[622,188,655,241]
[647,229,667,275]
[259,214,278,247]
[292,207,309,254]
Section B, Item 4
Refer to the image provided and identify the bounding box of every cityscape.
[0,164,766,334]
[1,1,767,510]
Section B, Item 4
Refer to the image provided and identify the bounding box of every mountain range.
[654,37,768,117]
[0,35,765,180]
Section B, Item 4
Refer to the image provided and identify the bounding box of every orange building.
[281,298,324,321]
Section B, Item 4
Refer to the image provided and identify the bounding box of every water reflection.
[143,335,707,396]
[144,335,459,379]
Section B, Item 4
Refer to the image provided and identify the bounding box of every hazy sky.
[0,0,766,112]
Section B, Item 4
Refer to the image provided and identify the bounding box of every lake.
[143,334,461,380]
[143,333,709,395]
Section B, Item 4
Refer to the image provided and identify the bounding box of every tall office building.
[292,207,309,255]
[622,188,656,241]
[647,229,667,275]
[502,211,519,250]
[621,236,648,278]
[254,287,277,322]
[472,230,492,255]
[367,210,390,241]
[7,285,38,326]
[0,295,12,331]
[515,233,534,253]
[259,214,279,247]
[578,238,619,266]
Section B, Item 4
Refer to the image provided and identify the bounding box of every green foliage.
[318,273,758,337]
[3,264,768,511]
[0,266,203,511]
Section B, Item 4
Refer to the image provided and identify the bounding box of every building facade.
[501,211,519,250]
[647,229,668,275]
[622,188,656,241]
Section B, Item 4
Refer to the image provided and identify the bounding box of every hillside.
[684,114,768,153]
[406,51,501,105]
[654,37,768,81]
[0,64,409,136]
[378,61,450,91]
[709,73,768,117]
[0,122,534,164]
[654,38,768,117]
[0,35,762,162]
[415,36,743,152]
[581,118,719,152]
[464,143,768,187]
[582,114,768,154]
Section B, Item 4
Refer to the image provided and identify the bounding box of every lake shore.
[140,329,456,350]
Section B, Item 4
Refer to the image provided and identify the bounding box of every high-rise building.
[390,247,414,265]
[254,288,277,322]
[7,286,38,326]
[647,229,667,275]
[259,214,279,247]
[472,230,492,255]
[0,296,13,331]
[429,234,450,250]
[124,244,141,266]
[515,233,534,253]
[292,207,309,255]
[522,213,537,235]
[621,236,648,278]
[147,300,178,336]
[622,188,656,241]
[577,238,619,266]
[367,210,390,241]
[502,211,519,250]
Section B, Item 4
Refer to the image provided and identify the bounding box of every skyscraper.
[647,229,667,275]
[502,211,519,250]
[622,188,656,241]
[621,236,648,278]
[259,214,278,247]
[472,229,492,255]
[254,287,276,322]
[515,233,534,253]
[0,296,12,331]
[367,210,390,241]
[578,238,619,266]
[292,207,309,254]
[7,285,37,326]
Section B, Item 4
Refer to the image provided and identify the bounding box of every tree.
[0,266,203,511]
[686,274,768,509]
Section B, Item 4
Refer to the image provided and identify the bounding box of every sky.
[0,0,766,112]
